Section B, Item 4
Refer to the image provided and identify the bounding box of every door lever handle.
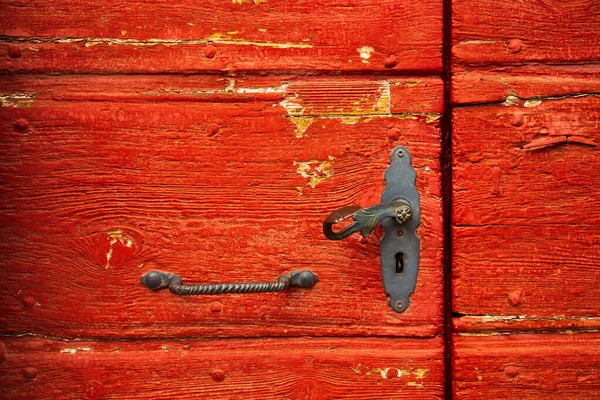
[141,269,318,295]
[322,146,420,313]
[323,199,413,241]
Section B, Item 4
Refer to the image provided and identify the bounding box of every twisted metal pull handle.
[141,270,318,295]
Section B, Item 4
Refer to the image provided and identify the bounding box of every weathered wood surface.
[452,92,600,322]
[453,315,600,334]
[0,75,444,339]
[0,336,445,400]
[453,0,600,68]
[0,0,442,73]
[452,65,600,105]
[453,333,600,399]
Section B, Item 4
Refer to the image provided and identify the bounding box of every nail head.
[8,45,22,58]
[211,370,225,382]
[204,45,217,59]
[384,55,397,69]
[13,118,30,133]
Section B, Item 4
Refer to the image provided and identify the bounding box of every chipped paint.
[294,157,335,188]
[392,81,422,88]
[340,116,361,124]
[288,117,314,138]
[523,99,542,107]
[357,46,375,63]
[0,34,312,49]
[412,368,428,379]
[351,365,429,381]
[105,230,134,269]
[425,114,442,123]
[502,95,520,107]
[376,80,392,114]
[279,96,305,116]
[60,347,92,354]
[1,93,35,108]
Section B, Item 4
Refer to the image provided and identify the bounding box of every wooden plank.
[0,336,445,399]
[452,0,600,67]
[452,92,600,322]
[454,315,600,334]
[0,0,442,73]
[452,65,600,105]
[0,75,443,338]
[454,333,600,399]
[0,75,445,114]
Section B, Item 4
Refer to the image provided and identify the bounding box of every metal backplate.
[380,146,420,312]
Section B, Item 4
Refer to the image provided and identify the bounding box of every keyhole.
[395,252,404,274]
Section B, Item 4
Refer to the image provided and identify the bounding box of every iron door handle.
[141,269,318,295]
[322,146,420,313]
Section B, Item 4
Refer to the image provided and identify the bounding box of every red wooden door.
[3,1,600,399]
[451,0,600,398]
[0,1,446,399]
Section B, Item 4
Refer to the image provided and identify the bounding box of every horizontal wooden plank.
[453,0,600,67]
[0,336,445,399]
[0,76,443,338]
[453,315,600,334]
[454,333,600,399]
[452,93,600,320]
[452,65,600,105]
[0,0,442,73]
[0,75,445,114]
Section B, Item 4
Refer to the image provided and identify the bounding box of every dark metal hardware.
[141,270,318,295]
[322,145,420,313]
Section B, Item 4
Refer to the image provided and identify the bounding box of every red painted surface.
[0,0,442,73]
[452,86,600,321]
[0,337,445,399]
[0,0,447,395]
[453,0,600,67]
[454,333,600,399]
[451,1,600,397]
[0,75,444,340]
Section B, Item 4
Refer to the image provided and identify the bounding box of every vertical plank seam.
[442,0,454,397]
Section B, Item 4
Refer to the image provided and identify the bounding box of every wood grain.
[453,0,600,67]
[453,333,600,399]
[452,65,600,105]
[0,336,445,400]
[452,93,600,322]
[0,75,444,338]
[0,0,442,73]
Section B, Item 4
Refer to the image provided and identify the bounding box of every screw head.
[397,149,405,158]
[396,227,404,237]
[392,299,408,312]
[395,205,412,224]
[24,367,38,380]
